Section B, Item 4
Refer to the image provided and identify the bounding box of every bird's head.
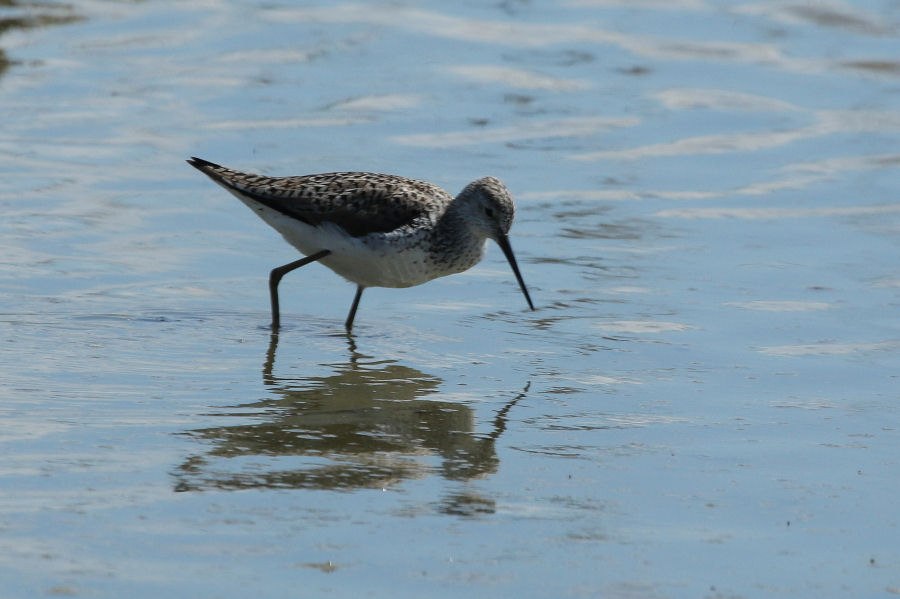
[456,176,534,311]
[456,176,516,241]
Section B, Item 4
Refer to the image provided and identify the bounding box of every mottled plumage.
[187,157,534,330]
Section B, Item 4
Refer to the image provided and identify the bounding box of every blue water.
[2,1,900,597]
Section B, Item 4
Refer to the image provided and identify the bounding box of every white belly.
[240,197,476,288]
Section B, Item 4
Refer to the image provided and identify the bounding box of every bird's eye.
[484,207,495,218]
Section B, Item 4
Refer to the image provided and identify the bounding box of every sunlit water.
[2,1,900,597]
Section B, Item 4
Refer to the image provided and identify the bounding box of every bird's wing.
[188,157,450,237]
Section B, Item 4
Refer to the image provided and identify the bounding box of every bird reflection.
[174,332,529,498]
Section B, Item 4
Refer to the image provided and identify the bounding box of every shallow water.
[2,1,900,597]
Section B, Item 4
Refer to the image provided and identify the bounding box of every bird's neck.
[433,200,478,242]
[427,201,486,270]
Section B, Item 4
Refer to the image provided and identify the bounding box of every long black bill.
[496,233,535,311]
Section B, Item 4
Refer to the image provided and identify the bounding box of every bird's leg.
[345,285,365,331]
[268,249,331,330]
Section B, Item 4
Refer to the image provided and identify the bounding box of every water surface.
[2,1,900,597]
